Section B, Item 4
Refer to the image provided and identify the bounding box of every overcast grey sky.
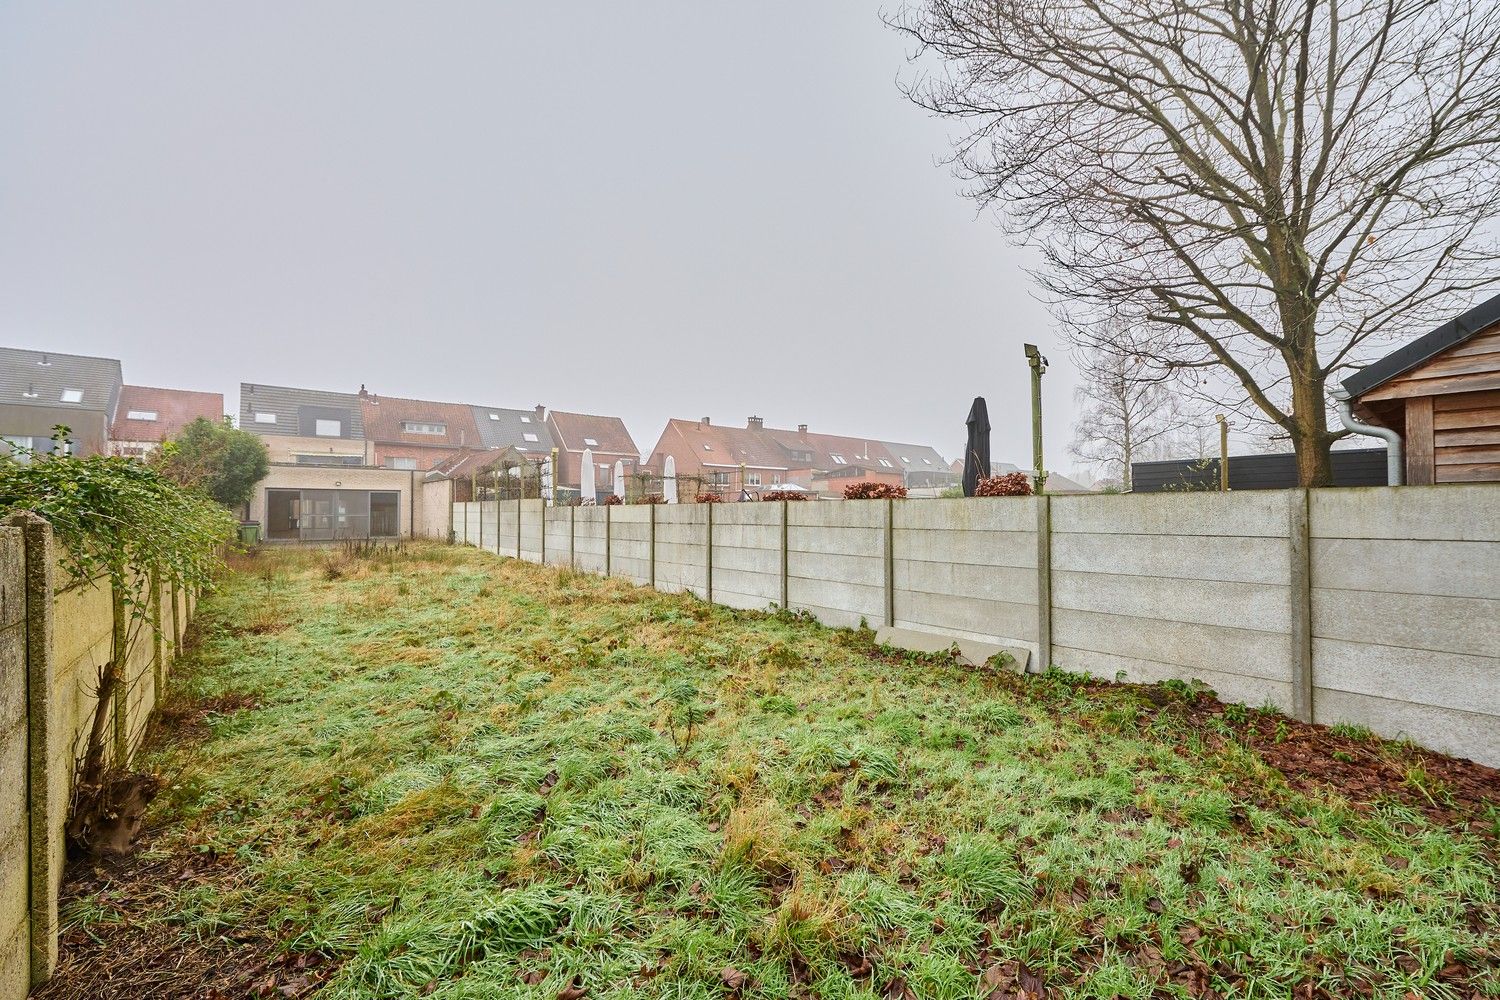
[0,1,1089,469]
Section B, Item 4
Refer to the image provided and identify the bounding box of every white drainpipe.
[1331,383,1404,486]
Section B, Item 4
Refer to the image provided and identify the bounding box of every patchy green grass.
[68,544,1499,998]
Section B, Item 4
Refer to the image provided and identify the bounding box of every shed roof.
[1343,290,1500,397]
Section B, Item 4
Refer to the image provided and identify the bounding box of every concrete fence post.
[648,504,657,589]
[516,493,522,560]
[170,582,182,659]
[6,512,58,985]
[605,504,613,577]
[884,498,895,628]
[150,566,164,704]
[111,586,129,765]
[1035,495,1052,673]
[705,502,714,603]
[780,500,789,609]
[1289,489,1314,723]
[538,502,545,566]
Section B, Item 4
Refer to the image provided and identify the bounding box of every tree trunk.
[1288,365,1335,487]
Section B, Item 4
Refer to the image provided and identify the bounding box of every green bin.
[238,522,261,546]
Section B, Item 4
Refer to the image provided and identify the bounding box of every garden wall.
[0,514,199,999]
[452,486,1500,767]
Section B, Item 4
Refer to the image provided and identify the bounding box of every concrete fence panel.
[1309,485,1500,763]
[654,505,709,597]
[572,508,608,574]
[542,508,572,568]
[787,501,884,628]
[892,497,1039,653]
[520,501,545,563]
[608,506,653,585]
[1049,491,1299,709]
[495,502,520,559]
[707,502,783,611]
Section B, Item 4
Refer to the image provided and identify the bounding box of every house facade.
[109,385,225,457]
[239,382,369,466]
[0,347,123,458]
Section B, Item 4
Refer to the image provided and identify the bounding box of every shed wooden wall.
[1360,326,1500,484]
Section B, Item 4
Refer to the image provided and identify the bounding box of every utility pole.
[1216,414,1229,491]
[1024,343,1048,494]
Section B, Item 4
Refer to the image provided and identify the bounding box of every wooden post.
[1217,414,1230,491]
[1404,397,1435,485]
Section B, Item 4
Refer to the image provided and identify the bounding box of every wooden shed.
[1345,292,1500,484]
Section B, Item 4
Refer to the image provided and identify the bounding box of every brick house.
[109,385,225,457]
[545,409,640,498]
[358,388,483,471]
[645,416,938,497]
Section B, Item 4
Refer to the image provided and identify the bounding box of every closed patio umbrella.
[663,455,678,503]
[963,397,991,497]
[580,448,595,503]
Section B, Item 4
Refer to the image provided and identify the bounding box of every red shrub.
[761,490,812,502]
[842,482,908,500]
[694,492,723,503]
[600,494,624,506]
[974,472,1033,497]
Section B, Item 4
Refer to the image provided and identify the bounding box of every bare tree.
[893,0,1500,484]
[1069,344,1193,489]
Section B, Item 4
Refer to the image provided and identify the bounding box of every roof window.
[489,412,501,420]
[60,389,83,403]
[254,412,276,424]
[830,454,846,464]
[127,410,158,421]
[523,432,539,442]
[584,437,599,447]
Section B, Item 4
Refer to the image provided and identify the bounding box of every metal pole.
[1025,343,1048,493]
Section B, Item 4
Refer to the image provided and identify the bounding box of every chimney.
[358,383,368,398]
[747,416,764,430]
[797,423,808,436]
[534,404,545,421]
[700,417,711,428]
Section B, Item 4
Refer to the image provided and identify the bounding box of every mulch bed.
[1140,686,1500,839]
[30,850,334,1000]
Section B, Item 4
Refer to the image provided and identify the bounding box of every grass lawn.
[38,543,1498,1000]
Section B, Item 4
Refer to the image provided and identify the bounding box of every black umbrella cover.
[963,397,991,497]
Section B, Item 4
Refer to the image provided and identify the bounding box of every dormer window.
[315,419,342,437]
[402,421,446,435]
[127,410,158,421]
[60,389,83,403]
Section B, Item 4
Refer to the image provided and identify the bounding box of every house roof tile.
[111,385,224,443]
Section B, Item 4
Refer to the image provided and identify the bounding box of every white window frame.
[254,412,277,424]
[386,456,418,470]
[401,420,446,436]
[584,437,599,447]
[523,432,539,442]
[127,410,158,421]
[60,389,83,403]
[747,472,762,486]
[315,418,342,437]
